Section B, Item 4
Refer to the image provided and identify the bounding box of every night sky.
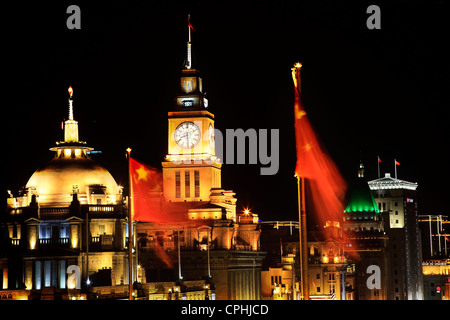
[2,1,449,221]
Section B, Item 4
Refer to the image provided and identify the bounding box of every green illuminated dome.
[344,162,379,218]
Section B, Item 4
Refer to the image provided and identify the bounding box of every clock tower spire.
[162,17,223,204]
[186,14,193,70]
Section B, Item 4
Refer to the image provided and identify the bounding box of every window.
[395,211,398,215]
[185,171,190,198]
[271,276,281,285]
[59,260,66,289]
[194,170,200,197]
[175,171,181,198]
[44,261,51,287]
[35,261,42,290]
[382,203,386,211]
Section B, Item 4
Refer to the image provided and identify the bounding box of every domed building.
[1,88,133,300]
[342,161,389,300]
[14,88,121,208]
[344,162,380,222]
[26,156,120,207]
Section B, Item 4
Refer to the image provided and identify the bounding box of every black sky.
[2,0,449,220]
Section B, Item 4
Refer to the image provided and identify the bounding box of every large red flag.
[292,64,347,226]
[129,157,167,223]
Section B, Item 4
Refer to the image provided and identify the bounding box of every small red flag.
[378,157,382,163]
[445,235,449,242]
[395,160,400,166]
[188,15,195,31]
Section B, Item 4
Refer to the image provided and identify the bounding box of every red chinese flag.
[188,21,195,31]
[129,157,167,223]
[378,157,382,163]
[188,15,195,32]
[395,160,400,166]
[292,65,347,226]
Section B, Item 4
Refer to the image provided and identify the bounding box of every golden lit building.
[419,215,450,300]
[422,259,450,300]
[1,89,133,300]
[260,220,348,300]
[307,221,348,300]
[136,27,264,300]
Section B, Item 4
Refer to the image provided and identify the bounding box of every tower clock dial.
[174,122,201,149]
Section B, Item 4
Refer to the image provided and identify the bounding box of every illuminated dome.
[24,86,121,207]
[344,162,379,218]
[26,155,120,207]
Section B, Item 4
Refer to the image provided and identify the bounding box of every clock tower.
[162,47,222,203]
[137,17,264,300]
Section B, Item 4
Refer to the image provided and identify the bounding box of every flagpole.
[394,159,397,179]
[188,14,191,43]
[207,230,211,278]
[126,147,134,300]
[292,63,309,300]
[296,175,309,300]
[178,229,183,280]
[377,156,380,179]
[187,14,192,69]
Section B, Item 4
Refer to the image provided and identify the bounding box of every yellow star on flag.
[135,165,150,181]
[296,109,307,120]
[303,143,312,152]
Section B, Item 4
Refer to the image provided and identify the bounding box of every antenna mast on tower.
[186,14,194,69]
[68,86,74,120]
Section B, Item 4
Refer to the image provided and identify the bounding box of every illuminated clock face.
[175,122,201,149]
[208,124,214,150]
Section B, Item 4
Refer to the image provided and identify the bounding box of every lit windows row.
[175,170,200,198]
